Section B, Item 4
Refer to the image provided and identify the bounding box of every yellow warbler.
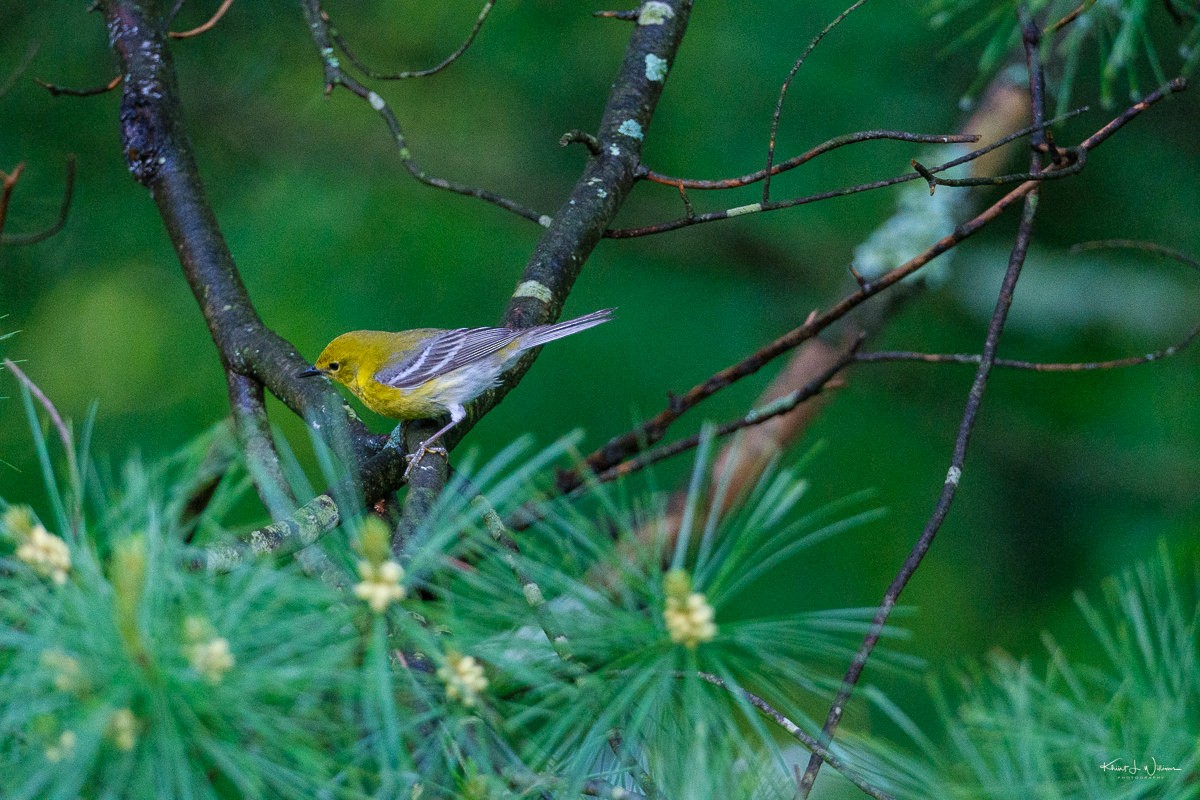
[301,308,614,476]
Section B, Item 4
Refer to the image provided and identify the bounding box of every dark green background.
[3,0,1198,739]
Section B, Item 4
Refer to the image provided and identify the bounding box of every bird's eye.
[328,361,340,371]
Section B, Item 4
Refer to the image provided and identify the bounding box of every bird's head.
[298,333,367,388]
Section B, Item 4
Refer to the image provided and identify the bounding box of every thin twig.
[608,107,1090,239]
[300,0,544,224]
[560,129,604,156]
[168,0,235,38]
[579,184,1033,491]
[763,0,870,203]
[474,496,575,663]
[643,130,979,190]
[325,0,496,79]
[1077,77,1186,149]
[35,74,123,97]
[586,335,861,488]
[579,80,1184,491]
[910,146,1084,194]
[2,155,77,246]
[798,14,1048,794]
[0,42,39,98]
[1047,0,1096,34]
[1071,239,1200,271]
[856,325,1200,371]
[0,164,24,237]
[2,358,73,467]
[696,672,895,800]
[801,190,1042,798]
[3,358,82,524]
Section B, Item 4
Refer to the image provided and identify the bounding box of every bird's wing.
[375,327,520,389]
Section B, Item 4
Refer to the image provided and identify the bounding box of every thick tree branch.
[98,0,379,479]
[393,0,694,535]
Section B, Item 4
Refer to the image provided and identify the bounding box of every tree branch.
[323,0,497,80]
[98,0,379,468]
[0,155,76,246]
[568,76,1186,496]
[696,672,895,800]
[855,325,1200,371]
[300,0,544,225]
[798,13,1047,792]
[394,0,696,539]
[641,130,980,190]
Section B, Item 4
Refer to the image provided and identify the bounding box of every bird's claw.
[403,445,449,479]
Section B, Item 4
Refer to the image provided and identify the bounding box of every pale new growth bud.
[437,653,489,707]
[108,708,138,751]
[44,730,76,763]
[183,618,235,683]
[353,559,407,613]
[16,524,71,584]
[186,637,235,683]
[664,592,718,649]
[41,649,85,693]
[2,504,35,538]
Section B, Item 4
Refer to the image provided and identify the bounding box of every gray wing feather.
[375,327,519,389]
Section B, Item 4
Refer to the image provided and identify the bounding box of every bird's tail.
[518,308,615,348]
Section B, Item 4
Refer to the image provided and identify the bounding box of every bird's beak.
[297,366,325,378]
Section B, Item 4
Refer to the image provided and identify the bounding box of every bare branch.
[1071,239,1200,271]
[579,80,1184,491]
[0,163,23,237]
[799,14,1049,792]
[97,0,379,463]
[299,0,544,225]
[227,371,296,515]
[35,74,123,97]
[3,358,82,525]
[856,325,1200,371]
[168,0,235,39]
[607,107,1090,239]
[1,155,77,246]
[325,1,496,79]
[586,335,861,488]
[696,672,895,800]
[764,0,871,203]
[2,358,74,475]
[911,146,1085,193]
[577,179,1038,491]
[642,130,980,190]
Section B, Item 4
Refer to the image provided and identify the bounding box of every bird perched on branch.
[301,308,614,477]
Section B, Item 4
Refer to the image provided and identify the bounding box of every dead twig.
[168,0,235,38]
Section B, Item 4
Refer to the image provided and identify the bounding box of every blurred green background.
[2,0,1198,744]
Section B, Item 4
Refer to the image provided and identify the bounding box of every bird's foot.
[403,444,449,479]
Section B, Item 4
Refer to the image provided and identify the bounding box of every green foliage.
[1,400,895,797]
[851,542,1200,799]
[928,0,1199,111]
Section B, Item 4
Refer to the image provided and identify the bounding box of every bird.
[300,308,614,477]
